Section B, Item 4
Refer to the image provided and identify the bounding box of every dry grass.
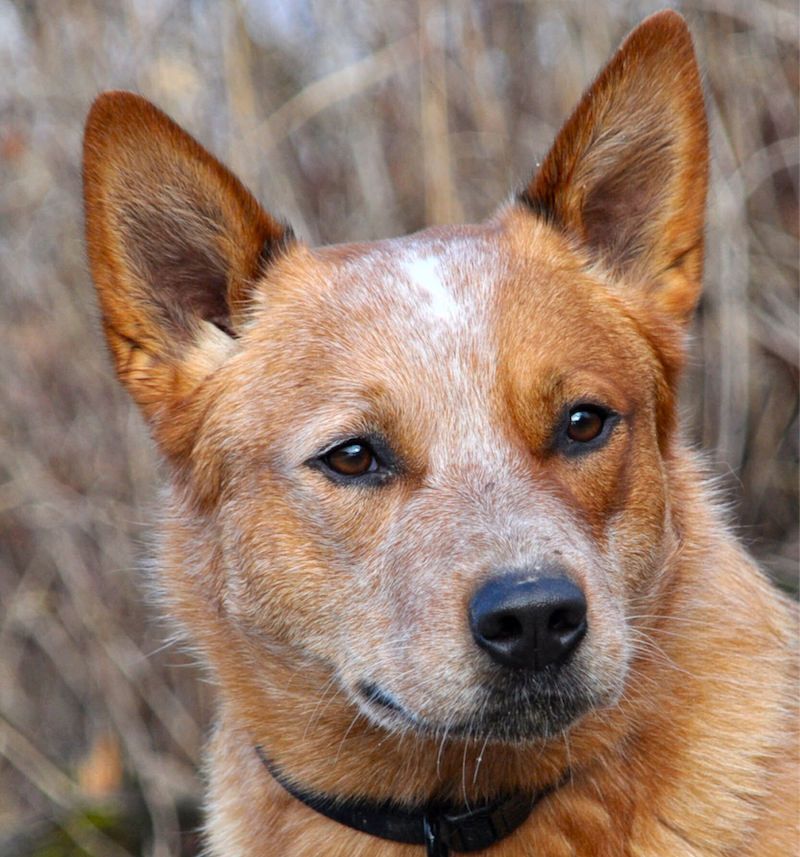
[0,1,796,854]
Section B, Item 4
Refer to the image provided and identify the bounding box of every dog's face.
[201,219,676,742]
[84,11,706,746]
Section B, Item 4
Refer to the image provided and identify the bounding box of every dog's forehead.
[303,224,631,379]
[246,222,653,461]
[244,228,514,467]
[317,227,503,337]
[256,221,640,401]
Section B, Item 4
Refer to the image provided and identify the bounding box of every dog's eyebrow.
[289,403,399,463]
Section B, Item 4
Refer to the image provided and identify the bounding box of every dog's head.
[84,11,706,747]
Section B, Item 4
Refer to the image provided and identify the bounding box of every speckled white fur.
[401,254,460,323]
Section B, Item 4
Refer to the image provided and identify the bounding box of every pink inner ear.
[118,198,233,338]
[581,129,673,271]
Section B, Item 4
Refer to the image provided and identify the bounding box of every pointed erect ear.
[83,92,293,453]
[519,11,708,323]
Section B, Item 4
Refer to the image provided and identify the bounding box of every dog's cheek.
[576,568,633,706]
[606,430,674,594]
[216,468,413,667]
[581,428,674,700]
[208,488,339,651]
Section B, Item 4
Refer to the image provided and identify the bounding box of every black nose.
[469,573,587,671]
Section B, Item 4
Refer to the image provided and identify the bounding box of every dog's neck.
[203,707,581,857]
[255,743,552,855]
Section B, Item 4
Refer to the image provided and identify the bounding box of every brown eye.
[324,440,378,477]
[567,407,606,443]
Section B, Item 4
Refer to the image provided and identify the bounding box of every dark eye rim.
[555,402,620,456]
[307,433,399,486]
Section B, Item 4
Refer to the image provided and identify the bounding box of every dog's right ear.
[83,92,292,458]
[519,11,708,325]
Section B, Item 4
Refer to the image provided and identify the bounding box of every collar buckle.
[423,815,449,856]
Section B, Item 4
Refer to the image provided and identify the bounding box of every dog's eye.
[555,403,618,457]
[567,406,607,443]
[323,440,378,477]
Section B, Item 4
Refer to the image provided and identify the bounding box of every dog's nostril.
[483,613,523,642]
[548,607,580,633]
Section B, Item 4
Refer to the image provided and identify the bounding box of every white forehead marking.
[298,234,528,481]
[402,255,459,322]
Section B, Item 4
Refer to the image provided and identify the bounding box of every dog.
[83,10,798,856]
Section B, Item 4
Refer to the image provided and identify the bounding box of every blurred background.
[0,0,797,854]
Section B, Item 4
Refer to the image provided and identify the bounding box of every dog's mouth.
[359,681,405,713]
[356,677,596,744]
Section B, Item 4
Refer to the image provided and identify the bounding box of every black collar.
[256,745,556,855]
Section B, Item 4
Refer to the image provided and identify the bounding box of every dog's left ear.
[520,11,708,323]
[83,92,293,462]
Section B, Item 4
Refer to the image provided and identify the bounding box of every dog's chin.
[354,679,603,745]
